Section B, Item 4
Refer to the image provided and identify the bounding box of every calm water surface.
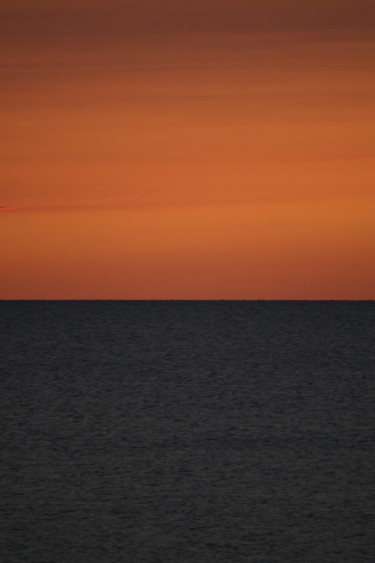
[1,301,375,562]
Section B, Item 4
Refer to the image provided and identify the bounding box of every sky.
[1,0,374,299]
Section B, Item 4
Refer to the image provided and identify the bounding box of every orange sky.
[1,0,374,299]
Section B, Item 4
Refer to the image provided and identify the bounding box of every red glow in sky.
[1,1,375,299]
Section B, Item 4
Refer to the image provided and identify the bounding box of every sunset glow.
[1,1,374,299]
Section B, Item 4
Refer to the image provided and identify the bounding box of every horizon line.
[1,298,374,302]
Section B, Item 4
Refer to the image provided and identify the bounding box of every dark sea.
[1,301,375,562]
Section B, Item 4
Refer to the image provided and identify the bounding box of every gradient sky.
[1,0,374,299]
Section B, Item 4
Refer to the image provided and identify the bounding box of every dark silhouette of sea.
[1,301,375,562]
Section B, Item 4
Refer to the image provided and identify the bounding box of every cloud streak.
[1,0,374,42]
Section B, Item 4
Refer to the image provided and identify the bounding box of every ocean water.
[1,300,375,562]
